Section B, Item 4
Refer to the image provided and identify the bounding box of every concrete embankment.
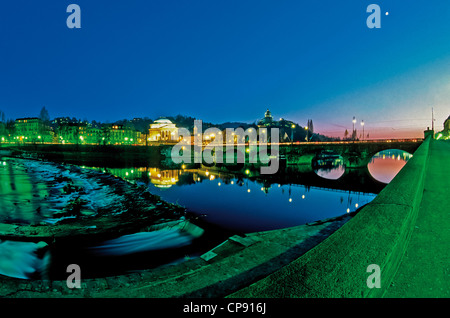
[384,139,450,297]
[229,137,431,298]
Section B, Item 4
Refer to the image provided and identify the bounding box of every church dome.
[154,118,173,124]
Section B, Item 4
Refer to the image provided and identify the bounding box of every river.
[0,148,412,279]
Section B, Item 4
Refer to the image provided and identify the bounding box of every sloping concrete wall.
[230,137,431,298]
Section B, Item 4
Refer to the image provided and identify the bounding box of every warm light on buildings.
[148,118,178,142]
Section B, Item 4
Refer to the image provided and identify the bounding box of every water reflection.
[368,149,413,184]
[312,151,345,180]
[148,168,179,188]
[85,165,377,233]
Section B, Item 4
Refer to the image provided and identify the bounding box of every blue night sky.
[1,0,449,138]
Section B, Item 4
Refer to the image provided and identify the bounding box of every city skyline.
[1,1,449,139]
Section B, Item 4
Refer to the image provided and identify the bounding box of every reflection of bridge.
[197,164,386,195]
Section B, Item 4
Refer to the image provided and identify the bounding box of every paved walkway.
[384,140,450,297]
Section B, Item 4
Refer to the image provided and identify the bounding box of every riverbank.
[0,157,186,245]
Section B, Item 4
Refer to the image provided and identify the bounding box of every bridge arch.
[282,141,422,168]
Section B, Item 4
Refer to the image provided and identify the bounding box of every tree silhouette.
[39,106,50,124]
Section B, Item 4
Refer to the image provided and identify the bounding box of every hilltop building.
[256,109,298,142]
[257,109,275,127]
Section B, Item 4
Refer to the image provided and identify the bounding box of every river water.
[81,148,411,233]
[0,149,412,279]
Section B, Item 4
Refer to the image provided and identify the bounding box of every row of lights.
[352,116,365,140]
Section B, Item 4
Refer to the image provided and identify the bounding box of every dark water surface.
[0,149,412,279]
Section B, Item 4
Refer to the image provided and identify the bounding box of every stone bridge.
[164,140,423,169]
[281,140,423,168]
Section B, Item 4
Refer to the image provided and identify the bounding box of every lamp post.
[361,120,365,141]
[352,116,356,141]
[352,116,356,140]
[291,124,295,143]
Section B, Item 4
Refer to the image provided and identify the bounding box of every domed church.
[148,118,179,142]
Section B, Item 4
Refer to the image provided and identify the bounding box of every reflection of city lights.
[302,195,305,199]
[197,177,201,181]
[347,208,350,213]
[247,189,251,193]
[231,181,234,184]
[289,198,292,202]
[355,203,359,208]
[261,187,264,191]
[218,182,221,186]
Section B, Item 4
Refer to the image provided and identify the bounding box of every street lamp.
[352,117,356,140]
[291,124,295,143]
[361,120,365,141]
